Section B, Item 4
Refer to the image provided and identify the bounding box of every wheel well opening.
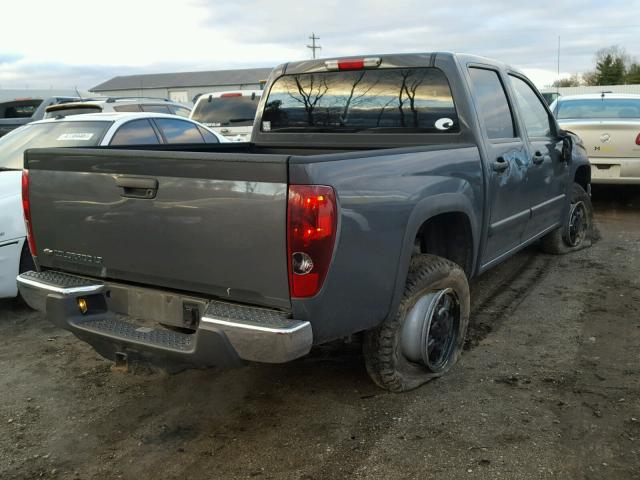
[575,165,590,192]
[415,212,473,276]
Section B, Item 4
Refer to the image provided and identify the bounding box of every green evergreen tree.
[625,63,640,84]
[595,53,625,85]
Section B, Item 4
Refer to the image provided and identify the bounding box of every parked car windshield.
[261,67,459,133]
[556,98,640,119]
[0,121,111,170]
[191,94,260,127]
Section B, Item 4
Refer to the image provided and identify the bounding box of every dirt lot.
[1,186,639,480]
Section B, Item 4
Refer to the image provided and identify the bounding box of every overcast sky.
[1,0,639,91]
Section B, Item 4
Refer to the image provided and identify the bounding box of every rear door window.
[110,119,160,145]
[155,118,205,143]
[262,68,458,133]
[509,75,553,138]
[468,68,515,140]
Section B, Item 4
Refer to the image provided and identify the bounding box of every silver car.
[551,93,640,184]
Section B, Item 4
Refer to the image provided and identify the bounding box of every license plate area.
[105,283,209,330]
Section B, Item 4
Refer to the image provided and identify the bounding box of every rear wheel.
[541,183,593,254]
[363,255,470,392]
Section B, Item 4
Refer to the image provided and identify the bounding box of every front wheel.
[541,183,594,254]
[363,255,470,392]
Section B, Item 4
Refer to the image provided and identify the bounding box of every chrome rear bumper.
[17,270,312,368]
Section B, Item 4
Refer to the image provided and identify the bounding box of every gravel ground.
[1,185,639,480]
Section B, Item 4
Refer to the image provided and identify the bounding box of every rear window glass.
[191,94,260,127]
[556,98,640,119]
[44,106,102,118]
[0,100,42,119]
[141,104,172,114]
[261,68,458,133]
[0,121,111,170]
[113,104,141,113]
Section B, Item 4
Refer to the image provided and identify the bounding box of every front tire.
[363,255,470,392]
[541,183,593,254]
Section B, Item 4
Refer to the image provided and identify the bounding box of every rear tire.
[541,183,593,255]
[363,255,470,392]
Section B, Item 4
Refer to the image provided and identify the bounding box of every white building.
[541,84,640,96]
[90,67,273,104]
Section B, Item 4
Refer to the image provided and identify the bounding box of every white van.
[190,90,261,142]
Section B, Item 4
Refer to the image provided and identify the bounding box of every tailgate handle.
[116,176,158,199]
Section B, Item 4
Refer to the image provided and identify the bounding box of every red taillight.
[636,132,640,145]
[287,185,337,298]
[220,92,242,98]
[21,170,37,256]
[324,57,382,71]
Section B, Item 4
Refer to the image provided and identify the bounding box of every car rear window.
[261,68,459,133]
[556,98,640,119]
[0,99,42,119]
[191,94,260,127]
[0,121,111,170]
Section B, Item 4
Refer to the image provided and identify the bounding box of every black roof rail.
[105,96,171,103]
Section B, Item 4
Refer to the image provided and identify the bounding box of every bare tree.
[338,72,379,126]
[375,98,396,127]
[286,75,329,126]
[398,70,426,127]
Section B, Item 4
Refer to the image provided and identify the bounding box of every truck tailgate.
[25,148,291,309]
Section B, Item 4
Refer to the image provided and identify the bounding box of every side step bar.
[17,270,313,368]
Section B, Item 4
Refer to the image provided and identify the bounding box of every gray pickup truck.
[18,53,592,392]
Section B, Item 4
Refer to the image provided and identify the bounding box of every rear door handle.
[115,176,158,199]
[532,151,550,165]
[492,156,509,173]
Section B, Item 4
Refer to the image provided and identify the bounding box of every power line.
[307,33,321,59]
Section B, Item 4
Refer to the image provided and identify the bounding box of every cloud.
[0,0,638,89]
[0,53,24,65]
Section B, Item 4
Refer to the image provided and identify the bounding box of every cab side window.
[509,75,554,138]
[468,67,515,140]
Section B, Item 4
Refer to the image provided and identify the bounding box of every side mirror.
[561,134,572,162]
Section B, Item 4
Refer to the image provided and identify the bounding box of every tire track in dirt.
[466,250,554,350]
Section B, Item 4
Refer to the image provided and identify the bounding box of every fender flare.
[385,192,479,323]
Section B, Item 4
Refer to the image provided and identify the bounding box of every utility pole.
[556,35,561,95]
[307,33,321,59]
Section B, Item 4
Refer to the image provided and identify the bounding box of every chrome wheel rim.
[567,201,588,247]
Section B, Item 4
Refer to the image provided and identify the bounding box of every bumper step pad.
[17,270,313,367]
[75,316,194,353]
